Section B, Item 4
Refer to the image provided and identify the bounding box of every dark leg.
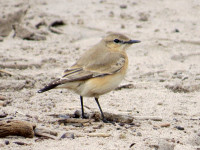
[95,97,108,123]
[80,96,85,118]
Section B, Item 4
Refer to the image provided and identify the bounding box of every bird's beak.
[123,40,141,44]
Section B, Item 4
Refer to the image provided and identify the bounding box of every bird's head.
[102,33,140,51]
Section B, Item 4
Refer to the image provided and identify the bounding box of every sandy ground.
[0,0,200,149]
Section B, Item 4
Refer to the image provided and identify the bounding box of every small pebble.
[154,29,160,32]
[153,126,159,130]
[120,4,127,9]
[157,102,163,105]
[121,24,125,29]
[159,79,165,82]
[5,140,9,145]
[119,122,125,126]
[174,29,180,32]
[175,126,184,130]
[60,132,75,139]
[74,110,81,118]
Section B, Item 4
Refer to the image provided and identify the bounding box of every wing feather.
[61,52,126,82]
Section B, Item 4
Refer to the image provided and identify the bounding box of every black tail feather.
[38,83,59,93]
[38,79,61,93]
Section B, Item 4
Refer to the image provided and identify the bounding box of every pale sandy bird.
[38,33,140,122]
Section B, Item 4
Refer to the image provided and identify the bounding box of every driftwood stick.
[0,120,35,138]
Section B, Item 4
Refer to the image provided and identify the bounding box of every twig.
[87,133,111,137]
[48,26,63,34]
[0,70,12,76]
[13,141,31,146]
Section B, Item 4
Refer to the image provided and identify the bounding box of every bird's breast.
[80,60,128,97]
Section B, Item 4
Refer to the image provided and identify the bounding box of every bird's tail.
[38,78,61,93]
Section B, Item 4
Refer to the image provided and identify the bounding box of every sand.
[0,0,200,149]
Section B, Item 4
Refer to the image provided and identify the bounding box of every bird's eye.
[113,39,121,43]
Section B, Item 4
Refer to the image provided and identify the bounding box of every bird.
[38,33,140,122]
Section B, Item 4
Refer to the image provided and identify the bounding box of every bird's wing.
[61,52,126,82]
